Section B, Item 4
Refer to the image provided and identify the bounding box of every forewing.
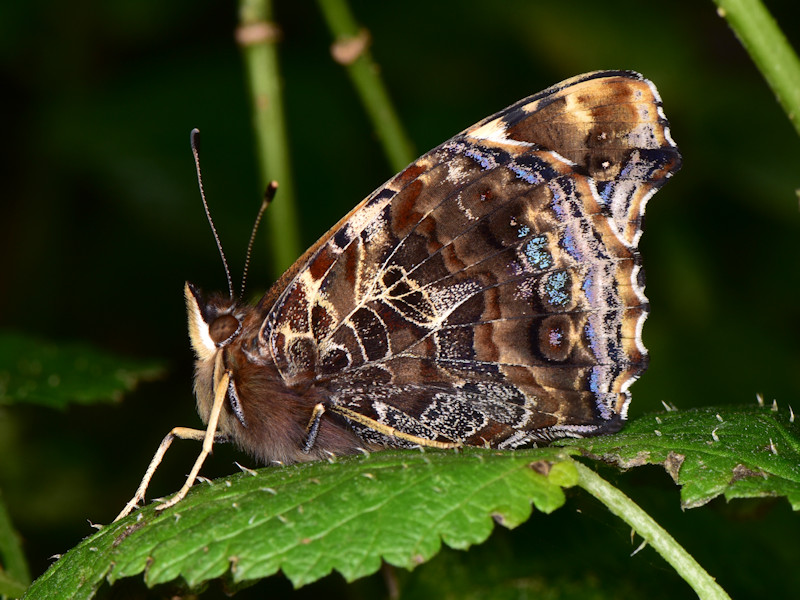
[264,70,681,447]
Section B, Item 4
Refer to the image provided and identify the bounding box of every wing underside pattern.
[264,71,681,447]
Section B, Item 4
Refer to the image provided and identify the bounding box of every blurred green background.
[1,0,799,597]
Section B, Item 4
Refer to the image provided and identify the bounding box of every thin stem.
[714,0,800,138]
[237,0,302,278]
[573,460,730,600]
[0,490,30,590]
[316,0,416,172]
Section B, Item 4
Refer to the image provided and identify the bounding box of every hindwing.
[263,70,681,448]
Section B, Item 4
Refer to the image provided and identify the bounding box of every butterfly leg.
[303,403,326,454]
[113,371,231,522]
[154,370,231,515]
[329,405,462,449]
[113,427,225,521]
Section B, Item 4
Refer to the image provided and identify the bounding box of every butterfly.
[115,70,680,520]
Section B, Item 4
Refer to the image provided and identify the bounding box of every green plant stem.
[316,0,415,172]
[714,0,800,138]
[238,0,301,277]
[573,460,730,600]
[0,490,30,592]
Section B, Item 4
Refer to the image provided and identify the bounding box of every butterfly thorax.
[184,282,366,464]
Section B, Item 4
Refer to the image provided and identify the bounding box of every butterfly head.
[184,281,257,431]
[184,282,244,362]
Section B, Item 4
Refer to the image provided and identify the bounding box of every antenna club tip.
[263,180,279,206]
[190,128,201,150]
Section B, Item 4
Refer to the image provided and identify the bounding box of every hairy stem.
[317,0,415,171]
[238,0,302,276]
[714,0,800,138]
[573,460,730,600]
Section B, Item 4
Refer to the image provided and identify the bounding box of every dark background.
[1,0,799,597]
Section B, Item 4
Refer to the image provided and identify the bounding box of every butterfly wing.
[263,71,681,448]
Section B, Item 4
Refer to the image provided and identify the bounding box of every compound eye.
[209,314,240,345]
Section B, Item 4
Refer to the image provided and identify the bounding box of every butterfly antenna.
[190,128,234,299]
[240,181,278,299]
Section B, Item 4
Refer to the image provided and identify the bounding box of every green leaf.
[0,332,165,408]
[564,404,800,510]
[24,447,574,598]
[0,490,30,594]
[0,569,29,598]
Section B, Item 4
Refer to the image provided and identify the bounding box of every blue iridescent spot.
[560,229,581,261]
[584,320,601,357]
[596,181,614,205]
[517,225,530,238]
[582,273,596,304]
[544,270,570,306]
[465,147,494,169]
[524,235,552,270]
[511,164,543,184]
[589,368,602,395]
[549,185,566,218]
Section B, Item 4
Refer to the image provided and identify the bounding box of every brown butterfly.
[115,70,680,521]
